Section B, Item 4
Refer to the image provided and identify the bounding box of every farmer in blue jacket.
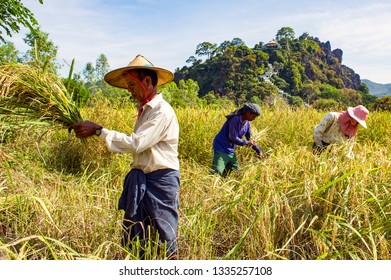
[211,103,263,176]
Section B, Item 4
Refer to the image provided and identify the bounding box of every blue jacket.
[213,115,261,154]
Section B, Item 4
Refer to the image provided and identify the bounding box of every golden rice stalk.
[0,64,83,126]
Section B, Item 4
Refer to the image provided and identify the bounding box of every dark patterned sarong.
[118,168,180,257]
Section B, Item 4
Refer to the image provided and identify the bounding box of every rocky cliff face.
[340,65,361,90]
[315,38,361,90]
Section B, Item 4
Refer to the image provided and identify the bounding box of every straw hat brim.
[347,107,367,128]
[104,66,174,89]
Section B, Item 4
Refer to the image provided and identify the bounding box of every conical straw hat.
[104,54,174,89]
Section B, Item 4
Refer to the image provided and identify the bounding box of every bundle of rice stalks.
[0,64,83,127]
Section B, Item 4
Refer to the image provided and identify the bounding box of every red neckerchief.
[123,72,155,118]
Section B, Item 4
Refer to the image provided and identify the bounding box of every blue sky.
[7,0,391,83]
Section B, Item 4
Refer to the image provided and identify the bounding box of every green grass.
[1,99,390,260]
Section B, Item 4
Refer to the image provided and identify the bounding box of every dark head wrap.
[226,103,261,120]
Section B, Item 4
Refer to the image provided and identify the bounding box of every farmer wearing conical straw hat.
[68,54,180,259]
[211,103,263,176]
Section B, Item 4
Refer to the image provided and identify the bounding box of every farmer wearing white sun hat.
[312,104,369,158]
[69,54,180,259]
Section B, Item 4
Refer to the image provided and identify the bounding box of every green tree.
[299,32,310,41]
[177,79,200,105]
[299,38,321,55]
[83,62,95,85]
[162,79,201,107]
[276,27,295,50]
[320,84,344,103]
[361,93,377,107]
[22,26,59,74]
[268,49,286,65]
[285,61,303,94]
[62,78,91,107]
[82,54,110,84]
[272,75,290,92]
[340,88,362,106]
[230,37,246,47]
[202,91,217,105]
[372,96,391,111]
[95,53,111,94]
[186,55,201,66]
[0,0,43,43]
[95,53,110,81]
[0,40,21,64]
[195,41,217,60]
[314,98,338,110]
[82,54,117,97]
[218,40,231,54]
[300,82,320,103]
[159,82,176,104]
[288,95,304,107]
[358,82,369,95]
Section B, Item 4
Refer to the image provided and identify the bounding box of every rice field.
[0,98,390,260]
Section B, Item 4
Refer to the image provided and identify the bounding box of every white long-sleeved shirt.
[313,112,354,157]
[98,94,179,173]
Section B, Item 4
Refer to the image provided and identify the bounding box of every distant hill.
[174,28,376,107]
[362,79,391,97]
